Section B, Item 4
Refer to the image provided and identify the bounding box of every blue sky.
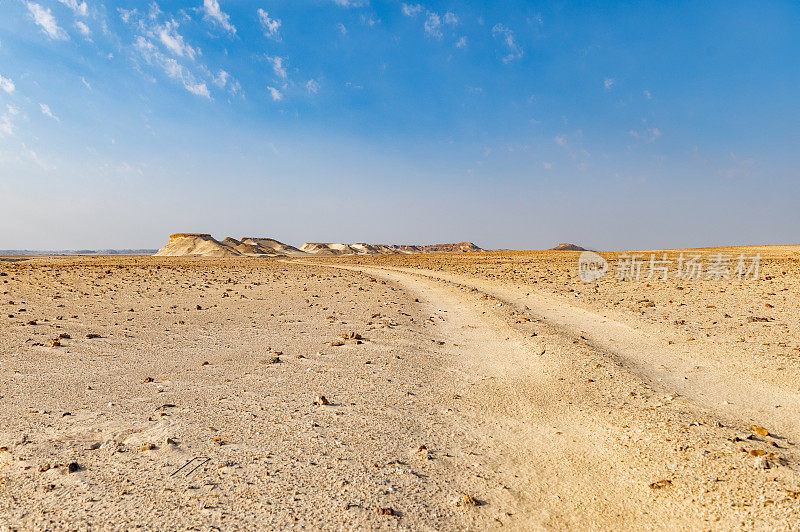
[1,0,798,250]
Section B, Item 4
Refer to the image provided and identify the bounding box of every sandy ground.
[1,250,799,530]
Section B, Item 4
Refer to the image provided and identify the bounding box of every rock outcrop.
[154,234,242,257]
[154,234,483,257]
[550,243,586,251]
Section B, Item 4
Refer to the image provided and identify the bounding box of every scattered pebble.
[313,395,330,406]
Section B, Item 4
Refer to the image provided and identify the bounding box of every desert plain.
[1,246,799,530]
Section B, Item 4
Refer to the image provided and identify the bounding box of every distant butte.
[550,243,587,251]
[154,234,483,257]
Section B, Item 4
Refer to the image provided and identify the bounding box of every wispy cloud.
[134,36,210,98]
[57,0,88,17]
[266,56,287,79]
[76,21,91,37]
[443,12,458,25]
[81,76,91,90]
[492,24,522,63]
[306,79,320,94]
[267,86,283,101]
[257,9,281,40]
[214,70,229,87]
[0,114,14,138]
[424,12,441,38]
[27,3,69,40]
[337,22,347,35]
[0,75,14,94]
[118,7,137,24]
[643,89,652,99]
[554,134,567,147]
[202,0,236,35]
[332,0,367,7]
[40,103,60,121]
[455,36,467,48]
[401,3,422,17]
[629,127,661,143]
[604,77,615,90]
[158,20,198,60]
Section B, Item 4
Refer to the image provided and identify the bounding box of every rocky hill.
[550,243,587,251]
[154,234,483,257]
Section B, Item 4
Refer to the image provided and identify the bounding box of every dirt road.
[300,259,800,529]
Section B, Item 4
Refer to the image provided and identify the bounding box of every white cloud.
[554,135,567,147]
[81,76,91,90]
[604,77,615,90]
[27,3,69,40]
[401,3,422,16]
[118,8,137,24]
[184,80,210,98]
[424,12,441,38]
[360,14,379,26]
[443,12,458,25]
[455,36,467,48]
[0,114,13,138]
[40,103,60,121]
[7,104,19,115]
[629,127,661,143]
[257,9,281,39]
[266,56,286,79]
[57,0,88,17]
[75,21,90,36]
[337,22,347,34]
[305,79,320,94]
[134,36,210,98]
[214,69,229,87]
[492,24,522,63]
[332,0,367,6]
[267,86,283,101]
[158,20,198,59]
[202,0,236,35]
[0,75,14,94]
[643,89,652,99]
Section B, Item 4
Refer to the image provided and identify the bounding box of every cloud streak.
[257,9,281,40]
[492,24,522,63]
[27,3,69,40]
[202,0,236,35]
[266,56,287,79]
[0,75,14,94]
[158,20,198,59]
[40,103,60,121]
[134,36,210,98]
[57,0,88,17]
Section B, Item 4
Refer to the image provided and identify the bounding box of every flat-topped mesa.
[155,233,240,257]
[169,233,213,239]
[153,234,484,257]
[386,242,483,253]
